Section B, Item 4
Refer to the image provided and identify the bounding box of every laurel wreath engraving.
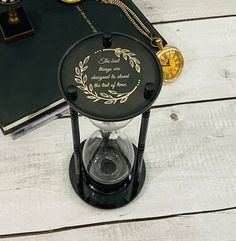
[74,49,141,105]
[112,48,141,73]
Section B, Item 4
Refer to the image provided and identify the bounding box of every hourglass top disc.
[58,33,163,121]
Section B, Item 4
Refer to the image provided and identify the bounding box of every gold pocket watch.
[152,37,184,84]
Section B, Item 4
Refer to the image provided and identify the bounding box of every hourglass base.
[69,141,146,209]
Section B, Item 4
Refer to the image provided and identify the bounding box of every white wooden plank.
[2,210,236,241]
[134,0,236,23]
[0,99,236,234]
[154,17,236,106]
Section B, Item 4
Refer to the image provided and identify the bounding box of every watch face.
[0,0,20,4]
[157,46,184,83]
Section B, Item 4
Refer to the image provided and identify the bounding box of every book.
[0,0,166,135]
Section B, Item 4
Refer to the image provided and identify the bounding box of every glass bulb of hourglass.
[90,119,132,132]
[83,121,135,185]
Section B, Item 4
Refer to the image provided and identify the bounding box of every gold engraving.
[104,48,141,73]
[74,49,141,105]
[75,6,97,33]
[8,4,20,24]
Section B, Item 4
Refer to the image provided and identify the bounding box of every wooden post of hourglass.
[0,0,34,43]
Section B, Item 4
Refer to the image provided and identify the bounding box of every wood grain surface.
[134,0,236,23]
[153,17,236,106]
[1,210,235,241]
[0,0,236,239]
[0,100,235,235]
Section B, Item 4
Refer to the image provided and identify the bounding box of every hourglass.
[58,32,163,208]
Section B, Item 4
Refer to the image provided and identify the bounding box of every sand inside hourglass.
[83,129,135,185]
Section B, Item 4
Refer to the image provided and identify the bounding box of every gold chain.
[102,0,160,46]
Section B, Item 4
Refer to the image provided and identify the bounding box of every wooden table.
[1,0,236,240]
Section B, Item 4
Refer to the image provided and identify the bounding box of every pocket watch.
[152,37,184,83]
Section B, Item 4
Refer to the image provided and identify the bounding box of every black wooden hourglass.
[58,32,163,209]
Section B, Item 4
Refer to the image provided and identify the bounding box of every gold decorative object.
[152,37,184,83]
[0,0,21,24]
[0,0,34,43]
